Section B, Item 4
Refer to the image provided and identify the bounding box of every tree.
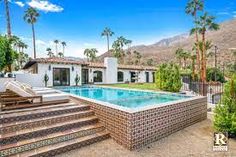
[214,75,236,137]
[1,0,12,37]
[24,7,40,59]
[156,63,182,92]
[175,48,184,67]
[147,58,154,66]
[181,51,191,69]
[133,50,142,65]
[58,52,64,58]
[186,0,204,73]
[54,40,59,56]
[0,35,16,72]
[101,27,114,52]
[46,48,54,57]
[196,13,219,82]
[84,48,98,62]
[61,41,66,55]
[207,67,225,83]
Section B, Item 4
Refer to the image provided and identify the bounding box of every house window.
[118,71,124,82]
[93,71,103,82]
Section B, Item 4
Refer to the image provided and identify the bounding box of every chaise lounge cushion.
[42,93,69,102]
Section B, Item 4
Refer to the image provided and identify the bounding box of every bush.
[214,75,236,137]
[207,67,225,83]
[155,63,182,92]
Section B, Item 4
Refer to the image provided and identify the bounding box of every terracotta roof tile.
[23,57,156,71]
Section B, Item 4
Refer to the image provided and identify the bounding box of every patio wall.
[78,96,207,150]
[0,78,15,92]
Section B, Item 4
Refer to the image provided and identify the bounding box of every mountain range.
[99,19,236,67]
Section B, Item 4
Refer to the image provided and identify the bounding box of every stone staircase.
[0,102,110,157]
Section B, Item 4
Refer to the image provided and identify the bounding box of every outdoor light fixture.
[48,65,51,71]
[90,69,92,73]
[72,66,74,71]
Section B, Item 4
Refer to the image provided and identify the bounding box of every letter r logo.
[215,133,226,145]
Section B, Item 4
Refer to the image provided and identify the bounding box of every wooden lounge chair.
[0,82,70,111]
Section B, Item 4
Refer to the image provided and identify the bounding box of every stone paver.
[57,120,236,157]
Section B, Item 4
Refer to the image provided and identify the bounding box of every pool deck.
[56,119,236,157]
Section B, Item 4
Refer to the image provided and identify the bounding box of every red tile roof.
[23,57,87,69]
[23,57,156,71]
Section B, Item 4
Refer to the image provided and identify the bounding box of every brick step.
[0,116,99,145]
[0,102,78,116]
[0,110,95,134]
[1,101,71,111]
[0,104,90,124]
[0,124,106,157]
[14,132,110,157]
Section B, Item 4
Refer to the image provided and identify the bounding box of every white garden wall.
[0,78,15,92]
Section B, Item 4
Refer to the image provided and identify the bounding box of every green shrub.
[214,75,236,137]
[155,63,182,92]
[207,67,225,83]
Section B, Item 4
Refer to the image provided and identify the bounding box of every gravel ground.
[57,120,236,157]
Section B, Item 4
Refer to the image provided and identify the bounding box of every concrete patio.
[57,120,236,157]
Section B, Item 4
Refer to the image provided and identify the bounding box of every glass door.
[53,68,70,86]
[82,69,89,84]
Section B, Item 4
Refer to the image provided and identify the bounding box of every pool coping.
[58,85,206,114]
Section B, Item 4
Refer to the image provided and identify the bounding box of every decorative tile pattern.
[0,106,90,124]
[0,127,105,157]
[0,111,94,134]
[0,117,98,145]
[78,97,207,150]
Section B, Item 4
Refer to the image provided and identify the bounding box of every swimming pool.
[57,86,206,150]
[59,86,192,109]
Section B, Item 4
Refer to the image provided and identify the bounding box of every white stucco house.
[19,57,156,87]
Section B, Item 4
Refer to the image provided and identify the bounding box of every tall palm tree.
[46,48,54,57]
[185,0,204,73]
[1,0,12,37]
[24,7,40,59]
[101,27,114,52]
[61,41,66,55]
[54,40,59,56]
[197,13,219,82]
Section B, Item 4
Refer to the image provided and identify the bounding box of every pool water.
[59,86,191,108]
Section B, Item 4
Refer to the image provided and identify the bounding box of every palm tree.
[1,0,12,37]
[24,7,40,59]
[61,41,66,55]
[186,0,204,72]
[84,48,91,61]
[191,54,197,80]
[101,27,114,52]
[46,48,54,57]
[181,51,191,69]
[197,13,219,82]
[90,48,98,62]
[133,51,142,65]
[54,40,59,56]
[83,48,98,62]
[58,52,64,58]
[175,48,184,67]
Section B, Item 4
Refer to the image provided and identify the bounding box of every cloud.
[27,0,64,12]
[14,1,25,7]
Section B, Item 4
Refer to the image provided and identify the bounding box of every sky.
[0,0,235,58]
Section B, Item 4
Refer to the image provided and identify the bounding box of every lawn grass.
[105,83,159,91]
